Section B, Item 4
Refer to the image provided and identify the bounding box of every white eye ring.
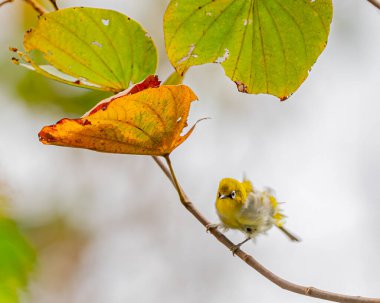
[231,191,236,199]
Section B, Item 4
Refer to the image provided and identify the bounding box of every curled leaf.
[15,7,157,92]
[38,76,199,156]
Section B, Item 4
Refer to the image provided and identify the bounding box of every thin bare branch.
[23,0,47,15]
[367,0,380,9]
[1,0,52,13]
[48,0,58,10]
[153,155,380,303]
[0,0,14,8]
[152,156,174,186]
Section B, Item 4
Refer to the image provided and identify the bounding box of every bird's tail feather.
[276,225,301,242]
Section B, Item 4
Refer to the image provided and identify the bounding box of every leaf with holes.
[38,76,199,156]
[164,0,333,100]
[14,7,157,92]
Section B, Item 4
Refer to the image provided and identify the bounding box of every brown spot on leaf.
[235,81,248,93]
[56,118,69,125]
[88,102,111,115]
[280,92,293,101]
[38,129,56,143]
[78,119,91,126]
[74,80,81,84]
[128,75,160,95]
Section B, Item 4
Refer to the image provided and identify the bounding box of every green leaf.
[0,216,36,303]
[17,7,157,92]
[164,0,333,100]
[162,70,185,85]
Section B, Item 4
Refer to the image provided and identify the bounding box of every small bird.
[212,177,300,250]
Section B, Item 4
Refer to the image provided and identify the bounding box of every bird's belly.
[218,213,242,229]
[238,212,274,237]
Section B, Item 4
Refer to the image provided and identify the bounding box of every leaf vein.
[47,15,123,88]
[271,0,308,60]
[78,9,126,87]
[261,0,288,94]
[255,0,269,92]
[166,0,216,50]
[231,0,253,80]
[32,32,114,87]
[179,0,240,66]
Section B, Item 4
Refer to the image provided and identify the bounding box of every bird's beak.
[219,194,227,199]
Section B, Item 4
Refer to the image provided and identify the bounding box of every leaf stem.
[152,156,175,186]
[163,155,187,205]
[162,69,186,85]
[48,0,58,10]
[153,156,380,303]
[367,0,380,9]
[23,0,48,15]
[0,0,14,8]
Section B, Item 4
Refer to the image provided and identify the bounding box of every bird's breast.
[216,199,242,229]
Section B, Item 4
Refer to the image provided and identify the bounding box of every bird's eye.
[230,191,236,199]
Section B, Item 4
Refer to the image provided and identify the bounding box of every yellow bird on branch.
[211,178,300,251]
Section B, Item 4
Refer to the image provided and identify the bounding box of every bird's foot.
[230,244,241,256]
[230,237,251,256]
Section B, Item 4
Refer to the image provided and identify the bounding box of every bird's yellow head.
[217,178,248,204]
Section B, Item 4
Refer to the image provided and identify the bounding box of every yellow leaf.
[38,76,198,156]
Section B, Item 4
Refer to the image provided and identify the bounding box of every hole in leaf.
[92,41,103,48]
[215,48,229,64]
[177,44,195,64]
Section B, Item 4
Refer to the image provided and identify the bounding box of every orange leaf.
[39,76,198,156]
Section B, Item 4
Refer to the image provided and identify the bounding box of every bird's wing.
[265,193,285,226]
[237,192,277,235]
[262,186,276,197]
[239,192,272,221]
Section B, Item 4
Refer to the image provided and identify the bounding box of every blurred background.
[0,0,380,302]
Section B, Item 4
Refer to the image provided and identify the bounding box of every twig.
[48,0,58,10]
[367,0,380,9]
[152,156,174,186]
[0,0,14,8]
[0,0,53,13]
[164,155,186,204]
[23,0,47,15]
[154,155,380,303]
